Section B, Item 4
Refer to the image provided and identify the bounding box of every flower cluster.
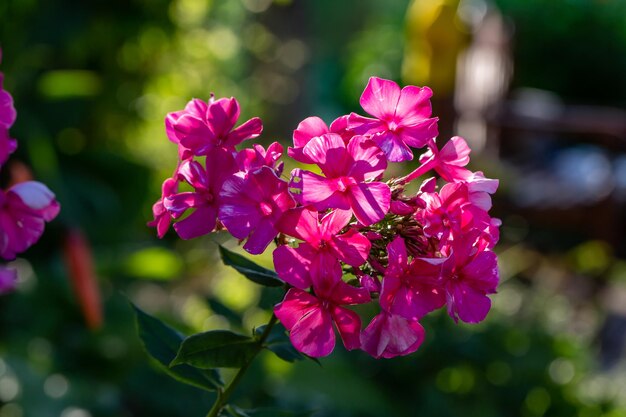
[151,77,500,359]
[0,50,60,294]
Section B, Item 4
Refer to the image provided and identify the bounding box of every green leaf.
[225,405,251,417]
[255,324,304,363]
[132,304,222,391]
[219,245,283,287]
[171,330,259,369]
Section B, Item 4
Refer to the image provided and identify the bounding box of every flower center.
[259,201,273,216]
[336,177,356,192]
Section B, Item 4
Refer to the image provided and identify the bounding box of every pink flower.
[0,266,17,294]
[418,136,472,182]
[348,77,438,162]
[274,260,370,357]
[0,181,60,260]
[360,311,425,359]
[165,97,262,159]
[219,166,295,255]
[379,237,446,320]
[288,115,354,164]
[235,142,284,177]
[147,177,178,238]
[416,182,490,242]
[291,133,391,226]
[0,72,17,166]
[273,208,371,289]
[442,241,499,323]
[164,148,236,240]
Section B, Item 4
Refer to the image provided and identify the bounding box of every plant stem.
[205,314,279,417]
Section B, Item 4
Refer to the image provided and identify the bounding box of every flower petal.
[348,182,390,226]
[360,77,401,120]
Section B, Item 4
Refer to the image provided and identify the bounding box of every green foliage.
[172,330,258,369]
[219,245,283,287]
[255,323,304,363]
[132,304,223,391]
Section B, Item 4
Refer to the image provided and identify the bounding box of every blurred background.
[1,0,626,416]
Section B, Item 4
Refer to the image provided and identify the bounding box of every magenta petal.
[0,87,16,128]
[300,171,346,210]
[225,117,263,148]
[386,237,408,272]
[274,288,319,331]
[395,85,433,123]
[207,97,240,137]
[330,305,362,351]
[461,251,499,292]
[330,228,370,267]
[273,244,314,289]
[173,205,217,239]
[374,131,414,162]
[9,181,60,221]
[277,208,322,247]
[398,118,439,149]
[440,136,471,166]
[178,160,209,190]
[293,116,329,147]
[319,209,352,237]
[447,281,492,324]
[0,128,17,166]
[360,77,401,120]
[347,136,387,181]
[0,266,17,294]
[360,312,425,359]
[289,303,335,357]
[326,278,371,305]
[302,134,348,178]
[243,217,278,255]
[348,182,390,226]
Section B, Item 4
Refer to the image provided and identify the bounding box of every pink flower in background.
[348,77,438,162]
[0,70,17,167]
[219,166,295,255]
[360,311,425,359]
[165,97,263,159]
[292,133,390,225]
[236,142,284,176]
[147,177,178,238]
[0,181,60,260]
[0,266,17,294]
[288,115,354,164]
[274,259,370,357]
[164,148,236,240]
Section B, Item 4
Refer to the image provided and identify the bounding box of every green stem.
[205,314,279,417]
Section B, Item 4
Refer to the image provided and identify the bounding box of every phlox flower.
[288,115,353,164]
[0,71,17,167]
[0,266,17,294]
[291,133,390,226]
[219,166,295,255]
[418,136,472,182]
[348,77,438,162]
[164,148,236,240]
[360,311,425,359]
[165,97,262,159]
[440,236,499,323]
[235,142,284,177]
[0,181,60,260]
[416,182,491,242]
[147,177,178,238]
[273,207,370,289]
[379,237,447,320]
[274,259,370,357]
